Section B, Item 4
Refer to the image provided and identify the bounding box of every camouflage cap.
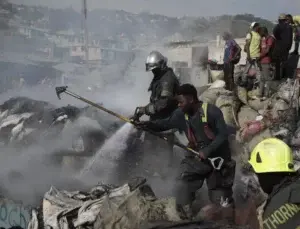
[250,22,259,29]
[278,13,286,20]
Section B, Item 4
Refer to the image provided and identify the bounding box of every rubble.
[199,78,300,167]
[1,78,299,229]
[26,178,256,229]
[0,97,121,154]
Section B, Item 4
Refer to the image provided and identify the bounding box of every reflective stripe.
[201,102,208,123]
[185,102,208,123]
[161,82,173,97]
[161,89,173,97]
[146,104,155,114]
[184,102,222,170]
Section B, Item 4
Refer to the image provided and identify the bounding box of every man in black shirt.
[136,84,236,214]
[273,14,293,79]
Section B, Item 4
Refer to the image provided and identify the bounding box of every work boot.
[183,204,193,219]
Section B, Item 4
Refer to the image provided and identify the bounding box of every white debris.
[0,113,33,129]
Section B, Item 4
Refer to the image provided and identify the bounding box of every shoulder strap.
[184,102,215,141]
[201,102,208,123]
[184,102,208,123]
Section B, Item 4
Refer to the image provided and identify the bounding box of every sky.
[11,0,300,20]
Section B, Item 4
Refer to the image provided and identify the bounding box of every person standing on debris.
[222,32,241,91]
[135,84,236,217]
[273,14,294,80]
[259,27,275,98]
[241,22,262,92]
[248,138,300,229]
[132,51,180,163]
[286,14,300,55]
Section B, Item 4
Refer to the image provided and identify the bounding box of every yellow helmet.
[248,138,295,173]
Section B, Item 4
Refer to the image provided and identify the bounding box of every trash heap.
[27,177,252,229]
[199,78,300,168]
[198,77,300,226]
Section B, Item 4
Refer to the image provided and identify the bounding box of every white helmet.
[250,22,259,29]
[145,51,167,72]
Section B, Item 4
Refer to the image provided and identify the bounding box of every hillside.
[11,4,275,41]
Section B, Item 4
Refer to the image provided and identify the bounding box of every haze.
[12,0,300,19]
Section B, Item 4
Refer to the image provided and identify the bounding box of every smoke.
[0,0,231,208]
[0,38,166,206]
[79,123,135,182]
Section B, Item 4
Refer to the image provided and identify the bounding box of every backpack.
[231,46,241,65]
[267,35,278,62]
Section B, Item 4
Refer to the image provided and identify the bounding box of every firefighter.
[248,138,300,229]
[135,84,236,217]
[131,51,180,165]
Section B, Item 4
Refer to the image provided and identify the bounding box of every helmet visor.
[145,63,158,72]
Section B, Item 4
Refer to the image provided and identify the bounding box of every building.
[16,24,49,39]
[165,40,208,68]
[0,51,61,92]
[70,45,100,61]
[100,47,135,65]
[164,40,209,86]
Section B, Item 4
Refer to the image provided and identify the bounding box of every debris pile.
[27,178,252,229]
[28,178,185,229]
[1,80,299,229]
[199,79,300,167]
[198,77,300,228]
[0,97,121,154]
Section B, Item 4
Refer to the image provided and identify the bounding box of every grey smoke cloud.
[12,0,300,19]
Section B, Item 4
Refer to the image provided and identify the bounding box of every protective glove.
[130,106,146,121]
[133,120,151,130]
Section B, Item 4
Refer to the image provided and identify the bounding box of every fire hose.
[55,86,224,170]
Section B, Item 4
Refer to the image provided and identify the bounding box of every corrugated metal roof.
[53,62,83,72]
[0,52,37,65]
[100,47,133,52]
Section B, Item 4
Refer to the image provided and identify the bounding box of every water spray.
[55,86,224,169]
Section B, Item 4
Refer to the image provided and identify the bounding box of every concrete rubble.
[26,177,252,229]
[0,97,122,155]
[198,76,300,227]
[199,78,300,167]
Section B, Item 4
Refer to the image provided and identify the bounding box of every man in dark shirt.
[222,32,241,91]
[286,14,300,55]
[259,27,275,98]
[273,14,294,79]
[136,84,236,215]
